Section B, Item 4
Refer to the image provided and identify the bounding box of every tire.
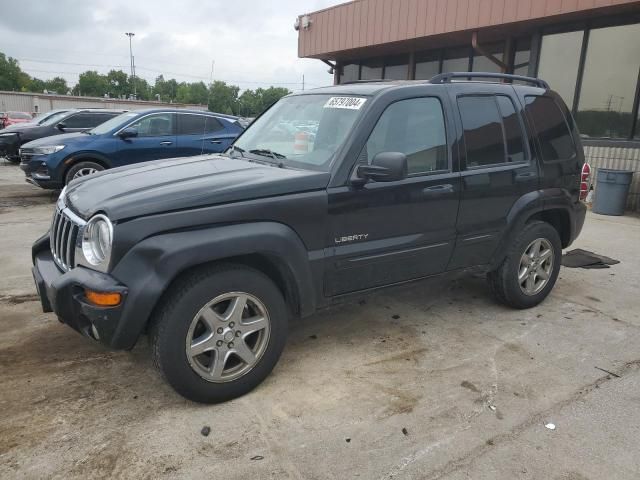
[488,221,562,309]
[64,161,104,185]
[149,264,288,403]
[4,156,20,164]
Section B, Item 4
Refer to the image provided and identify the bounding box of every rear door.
[448,85,538,269]
[114,112,177,166]
[325,94,461,296]
[175,113,238,155]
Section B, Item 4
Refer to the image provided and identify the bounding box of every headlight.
[32,145,65,155]
[81,214,113,267]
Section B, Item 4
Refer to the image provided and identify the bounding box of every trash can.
[592,168,634,216]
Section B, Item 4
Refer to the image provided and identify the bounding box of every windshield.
[89,112,138,135]
[41,111,72,126]
[8,112,32,120]
[231,94,366,171]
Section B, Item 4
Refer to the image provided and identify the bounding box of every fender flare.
[61,151,113,178]
[489,190,543,269]
[108,221,316,349]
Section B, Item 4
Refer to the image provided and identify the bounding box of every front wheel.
[149,264,288,403]
[488,221,562,309]
[64,161,104,185]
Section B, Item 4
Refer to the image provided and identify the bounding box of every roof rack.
[339,79,389,85]
[429,72,549,89]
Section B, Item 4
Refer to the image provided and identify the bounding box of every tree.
[0,53,31,91]
[208,81,239,114]
[73,70,109,97]
[106,70,129,98]
[44,77,68,94]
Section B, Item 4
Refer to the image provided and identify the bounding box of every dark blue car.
[20,108,244,189]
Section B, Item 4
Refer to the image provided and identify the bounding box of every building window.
[576,23,640,139]
[442,47,471,73]
[513,38,531,76]
[384,56,409,80]
[340,64,359,84]
[361,59,383,80]
[415,51,440,80]
[537,31,584,108]
[472,42,504,74]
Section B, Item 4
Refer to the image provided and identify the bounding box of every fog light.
[85,289,121,307]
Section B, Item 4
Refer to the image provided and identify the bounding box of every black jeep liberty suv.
[32,73,587,403]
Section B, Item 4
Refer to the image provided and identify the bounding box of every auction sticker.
[324,96,367,110]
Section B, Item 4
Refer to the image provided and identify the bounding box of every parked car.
[1,111,32,129]
[31,73,587,403]
[28,109,71,125]
[20,109,244,188]
[1,109,122,164]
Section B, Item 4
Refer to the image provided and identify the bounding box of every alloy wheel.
[185,292,271,383]
[72,167,99,179]
[518,238,554,296]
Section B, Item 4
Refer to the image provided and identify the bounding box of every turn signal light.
[85,289,122,307]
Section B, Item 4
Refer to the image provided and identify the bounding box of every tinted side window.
[458,96,505,167]
[496,96,526,163]
[177,114,206,135]
[83,113,119,128]
[129,113,174,137]
[365,97,448,174]
[62,113,92,128]
[205,117,224,133]
[525,96,576,161]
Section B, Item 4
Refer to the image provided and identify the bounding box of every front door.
[115,112,177,166]
[325,96,461,296]
[447,86,539,270]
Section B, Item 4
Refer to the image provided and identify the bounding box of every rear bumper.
[32,237,130,348]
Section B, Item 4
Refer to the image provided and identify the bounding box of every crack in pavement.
[0,293,39,305]
[416,359,640,480]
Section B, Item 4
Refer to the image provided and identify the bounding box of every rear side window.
[458,95,527,168]
[177,114,206,135]
[205,116,224,133]
[365,97,448,174]
[457,96,505,168]
[524,96,576,161]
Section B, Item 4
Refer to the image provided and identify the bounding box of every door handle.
[422,184,454,196]
[160,141,173,146]
[210,140,223,144]
[515,172,535,182]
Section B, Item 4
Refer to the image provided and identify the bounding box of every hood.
[66,155,330,221]
[21,132,89,148]
[0,123,39,134]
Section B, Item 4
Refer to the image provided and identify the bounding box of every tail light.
[580,163,591,201]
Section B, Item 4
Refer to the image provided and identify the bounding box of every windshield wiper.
[248,149,287,168]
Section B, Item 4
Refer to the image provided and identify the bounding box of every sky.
[0,0,340,92]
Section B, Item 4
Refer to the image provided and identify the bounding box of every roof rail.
[339,79,389,85]
[429,72,549,89]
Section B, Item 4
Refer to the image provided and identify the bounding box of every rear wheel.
[65,161,104,185]
[488,221,562,309]
[149,264,288,403]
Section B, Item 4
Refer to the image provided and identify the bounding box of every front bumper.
[20,156,63,189]
[33,237,129,348]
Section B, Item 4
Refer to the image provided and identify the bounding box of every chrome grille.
[50,204,84,271]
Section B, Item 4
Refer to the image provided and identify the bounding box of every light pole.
[125,32,136,98]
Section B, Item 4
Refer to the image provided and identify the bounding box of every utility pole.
[125,32,136,99]
[302,74,305,91]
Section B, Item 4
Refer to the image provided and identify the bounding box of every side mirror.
[356,152,408,183]
[118,127,138,139]
[56,122,66,131]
